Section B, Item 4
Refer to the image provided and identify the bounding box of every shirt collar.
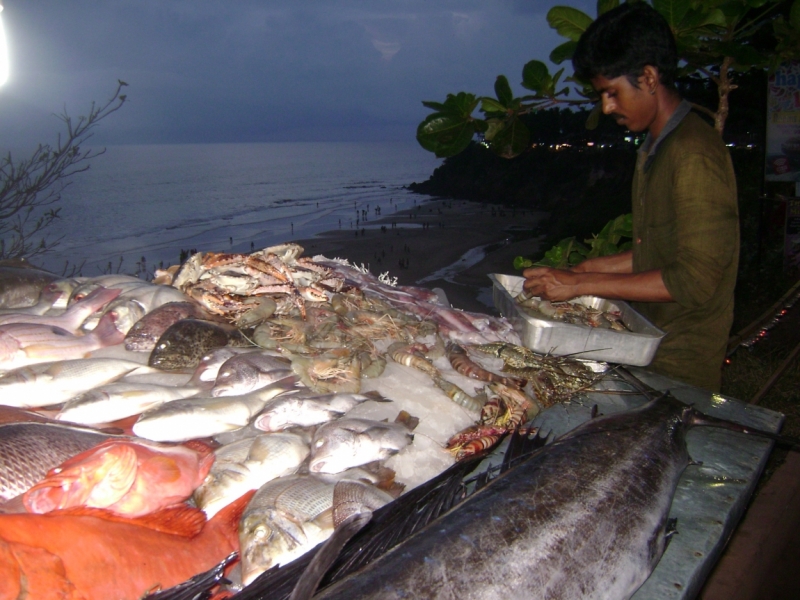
[639,99,692,171]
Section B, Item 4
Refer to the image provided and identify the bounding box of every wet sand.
[293,199,547,314]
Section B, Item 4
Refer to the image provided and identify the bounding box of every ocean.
[39,141,441,276]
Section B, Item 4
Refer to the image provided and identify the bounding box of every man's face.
[590,74,658,133]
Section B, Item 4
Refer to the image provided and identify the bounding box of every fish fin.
[92,311,126,346]
[394,410,419,431]
[56,504,208,537]
[665,517,679,547]
[0,538,79,599]
[209,489,257,532]
[362,390,390,403]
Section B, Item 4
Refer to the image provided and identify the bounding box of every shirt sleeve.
[660,151,738,308]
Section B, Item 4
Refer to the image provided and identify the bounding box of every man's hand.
[522,267,581,301]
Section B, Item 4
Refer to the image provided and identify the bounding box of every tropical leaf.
[547,6,594,42]
[416,113,477,158]
[480,98,507,114]
[488,118,530,158]
[521,60,553,94]
[653,0,692,28]
[495,75,514,107]
[597,0,619,16]
[550,40,578,64]
[585,102,602,130]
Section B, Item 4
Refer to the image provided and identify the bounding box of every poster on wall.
[766,61,800,187]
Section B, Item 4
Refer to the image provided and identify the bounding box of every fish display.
[0,286,121,330]
[239,474,394,585]
[309,394,699,600]
[0,242,763,600]
[0,262,61,309]
[23,438,214,517]
[0,422,116,502]
[194,432,310,518]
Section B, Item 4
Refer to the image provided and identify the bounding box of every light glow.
[0,4,7,86]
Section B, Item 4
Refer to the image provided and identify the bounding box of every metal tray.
[489,273,665,366]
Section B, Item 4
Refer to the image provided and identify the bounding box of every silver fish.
[254,391,388,432]
[211,352,293,397]
[56,382,204,425]
[0,421,117,502]
[194,432,310,518]
[309,417,414,474]
[0,263,60,309]
[0,358,150,408]
[239,474,393,586]
[188,347,262,385]
[0,311,125,372]
[312,395,701,600]
[0,287,121,331]
[132,376,298,442]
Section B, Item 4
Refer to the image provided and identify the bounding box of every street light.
[0,3,8,86]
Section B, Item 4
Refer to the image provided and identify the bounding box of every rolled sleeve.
[660,152,738,308]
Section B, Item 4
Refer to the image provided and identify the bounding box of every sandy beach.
[293,198,547,315]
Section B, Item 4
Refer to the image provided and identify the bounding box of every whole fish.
[148,319,251,371]
[0,357,149,408]
[56,381,205,425]
[255,390,388,432]
[194,432,310,518]
[124,301,215,352]
[23,438,214,517]
[239,475,393,586]
[211,351,293,397]
[0,262,60,309]
[83,284,193,334]
[0,422,115,502]
[309,417,414,474]
[188,346,262,385]
[0,492,251,600]
[132,376,298,442]
[0,286,121,331]
[0,311,125,371]
[311,395,702,600]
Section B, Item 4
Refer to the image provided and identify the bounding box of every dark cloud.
[0,1,594,146]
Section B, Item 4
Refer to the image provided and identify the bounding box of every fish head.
[211,361,259,397]
[309,428,359,474]
[23,442,138,513]
[239,509,308,585]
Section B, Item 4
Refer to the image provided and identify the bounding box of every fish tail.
[207,489,257,540]
[91,312,126,347]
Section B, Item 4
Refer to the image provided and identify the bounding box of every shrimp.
[446,342,521,387]
[432,376,483,413]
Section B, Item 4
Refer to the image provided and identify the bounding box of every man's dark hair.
[572,2,678,88]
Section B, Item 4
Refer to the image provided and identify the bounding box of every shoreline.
[293,198,547,314]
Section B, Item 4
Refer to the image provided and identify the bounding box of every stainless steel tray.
[490,273,665,366]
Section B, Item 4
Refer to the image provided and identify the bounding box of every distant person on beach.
[522,3,739,392]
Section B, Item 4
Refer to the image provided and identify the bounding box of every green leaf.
[597,0,619,16]
[715,41,768,67]
[653,0,691,29]
[488,118,530,158]
[416,114,476,158]
[483,118,506,142]
[792,0,800,29]
[521,60,552,94]
[480,98,507,114]
[513,256,534,270]
[550,40,578,65]
[440,92,480,117]
[495,75,514,107]
[676,7,727,32]
[585,102,602,130]
[421,100,447,111]
[547,6,594,42]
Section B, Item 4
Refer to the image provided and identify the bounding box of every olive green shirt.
[631,106,739,392]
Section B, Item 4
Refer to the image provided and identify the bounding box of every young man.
[522,2,739,392]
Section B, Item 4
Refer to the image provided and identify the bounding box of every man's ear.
[641,65,660,94]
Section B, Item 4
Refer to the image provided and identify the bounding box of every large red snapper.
[0,494,251,600]
[23,439,214,517]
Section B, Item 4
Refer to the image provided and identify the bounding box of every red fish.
[0,493,251,600]
[23,439,214,517]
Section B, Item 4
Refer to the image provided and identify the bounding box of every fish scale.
[0,422,113,502]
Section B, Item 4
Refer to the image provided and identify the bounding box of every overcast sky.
[0,1,594,146]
